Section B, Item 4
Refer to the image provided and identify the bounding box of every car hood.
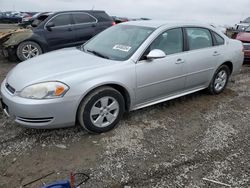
[0,28,32,47]
[6,47,117,91]
[236,32,250,42]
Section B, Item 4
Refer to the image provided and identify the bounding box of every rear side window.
[212,32,225,46]
[149,28,183,55]
[186,28,213,50]
[50,14,71,27]
[93,12,112,22]
[72,13,96,24]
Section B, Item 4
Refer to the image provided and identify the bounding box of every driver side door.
[44,13,76,50]
[135,28,187,105]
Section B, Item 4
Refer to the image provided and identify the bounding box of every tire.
[77,86,125,133]
[207,65,231,95]
[16,41,42,61]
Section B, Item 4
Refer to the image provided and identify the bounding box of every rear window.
[72,13,96,24]
[92,12,112,22]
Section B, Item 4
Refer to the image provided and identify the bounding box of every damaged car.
[0,10,114,61]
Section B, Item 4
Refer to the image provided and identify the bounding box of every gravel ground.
[0,25,250,187]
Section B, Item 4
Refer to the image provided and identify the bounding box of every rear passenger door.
[183,27,218,89]
[71,13,96,45]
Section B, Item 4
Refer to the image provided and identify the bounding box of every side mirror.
[46,22,55,31]
[146,49,166,60]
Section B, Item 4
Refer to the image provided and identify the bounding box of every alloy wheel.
[22,44,40,59]
[90,96,119,128]
[214,70,228,92]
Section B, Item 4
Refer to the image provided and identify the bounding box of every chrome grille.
[243,43,250,50]
[16,117,54,124]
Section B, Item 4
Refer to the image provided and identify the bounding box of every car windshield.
[243,17,250,23]
[83,24,155,61]
[31,13,51,27]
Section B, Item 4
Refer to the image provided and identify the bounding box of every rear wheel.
[77,86,125,133]
[208,65,230,94]
[17,41,42,61]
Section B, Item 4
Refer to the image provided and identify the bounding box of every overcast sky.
[1,0,250,26]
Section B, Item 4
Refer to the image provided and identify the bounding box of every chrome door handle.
[175,59,185,64]
[213,51,220,56]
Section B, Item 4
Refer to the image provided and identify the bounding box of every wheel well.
[105,84,131,111]
[80,84,131,112]
[20,40,44,53]
[222,61,233,74]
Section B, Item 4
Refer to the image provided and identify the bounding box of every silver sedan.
[0,21,244,133]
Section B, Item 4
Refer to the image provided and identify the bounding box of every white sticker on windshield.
[113,44,132,52]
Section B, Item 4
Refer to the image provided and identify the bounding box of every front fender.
[2,29,33,47]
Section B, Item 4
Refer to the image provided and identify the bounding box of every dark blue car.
[0,10,114,61]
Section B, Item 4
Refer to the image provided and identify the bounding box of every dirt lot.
[0,24,250,188]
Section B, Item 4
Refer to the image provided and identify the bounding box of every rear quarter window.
[212,32,225,46]
[72,13,96,24]
[93,12,112,22]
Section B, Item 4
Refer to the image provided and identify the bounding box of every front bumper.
[244,50,250,63]
[0,80,78,129]
[243,43,250,63]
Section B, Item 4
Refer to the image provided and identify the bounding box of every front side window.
[83,25,154,61]
[149,28,183,55]
[72,13,96,24]
[213,32,225,46]
[49,14,71,27]
[186,28,212,50]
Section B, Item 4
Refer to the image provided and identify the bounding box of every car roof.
[121,20,213,29]
[54,10,106,14]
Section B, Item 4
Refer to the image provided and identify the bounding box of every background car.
[19,12,46,28]
[235,17,250,31]
[0,21,244,133]
[235,26,250,63]
[0,10,114,61]
[0,11,24,23]
[112,16,128,24]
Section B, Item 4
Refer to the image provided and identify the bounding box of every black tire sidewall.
[210,65,230,94]
[80,89,125,133]
[17,41,42,61]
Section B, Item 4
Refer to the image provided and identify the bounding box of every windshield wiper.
[86,49,110,59]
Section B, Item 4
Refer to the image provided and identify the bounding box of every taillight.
[112,21,116,26]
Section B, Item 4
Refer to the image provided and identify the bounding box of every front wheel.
[77,87,125,133]
[207,65,230,95]
[17,41,42,61]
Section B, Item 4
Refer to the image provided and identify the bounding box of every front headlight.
[19,82,69,99]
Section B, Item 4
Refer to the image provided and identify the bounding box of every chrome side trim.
[132,86,207,111]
